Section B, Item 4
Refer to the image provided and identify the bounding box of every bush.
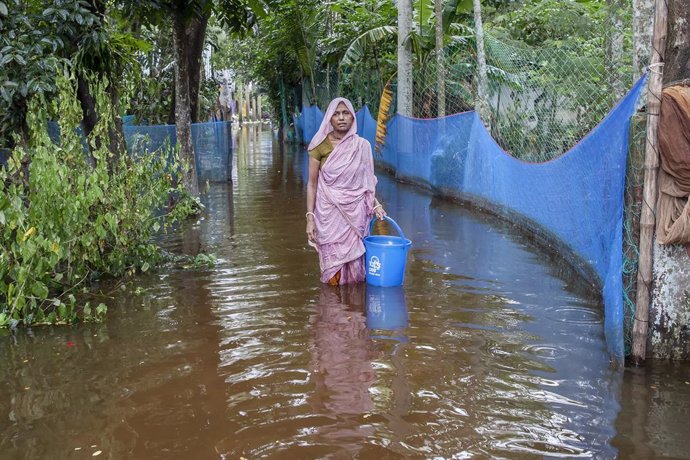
[0,69,196,327]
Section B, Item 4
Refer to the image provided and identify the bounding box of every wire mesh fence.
[312,30,635,163]
[405,31,635,162]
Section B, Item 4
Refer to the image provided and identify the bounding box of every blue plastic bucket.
[364,216,412,287]
[365,285,408,330]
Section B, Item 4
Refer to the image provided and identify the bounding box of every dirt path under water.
[0,125,689,459]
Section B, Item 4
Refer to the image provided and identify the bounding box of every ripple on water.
[545,305,602,325]
[495,439,591,458]
[522,343,570,360]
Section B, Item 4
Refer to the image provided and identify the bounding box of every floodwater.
[1,125,689,459]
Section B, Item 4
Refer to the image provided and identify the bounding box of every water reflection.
[306,284,374,455]
[365,285,409,331]
[309,284,374,414]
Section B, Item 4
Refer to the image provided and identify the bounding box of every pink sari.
[308,98,377,284]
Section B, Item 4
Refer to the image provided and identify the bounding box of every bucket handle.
[369,216,406,240]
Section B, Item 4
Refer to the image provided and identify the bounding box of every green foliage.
[491,0,605,46]
[0,68,196,327]
[0,0,98,147]
[339,26,397,68]
[125,25,175,125]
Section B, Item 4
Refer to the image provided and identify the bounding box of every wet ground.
[1,125,689,459]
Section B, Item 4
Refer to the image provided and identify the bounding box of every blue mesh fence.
[125,121,232,182]
[19,120,233,183]
[301,105,324,145]
[302,76,646,363]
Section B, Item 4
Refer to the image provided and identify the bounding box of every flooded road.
[1,125,689,459]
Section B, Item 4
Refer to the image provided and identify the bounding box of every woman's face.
[330,102,354,135]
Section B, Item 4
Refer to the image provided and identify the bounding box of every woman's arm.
[306,157,320,242]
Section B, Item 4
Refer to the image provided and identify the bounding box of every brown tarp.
[656,85,690,250]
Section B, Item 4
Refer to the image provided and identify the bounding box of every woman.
[306,97,386,285]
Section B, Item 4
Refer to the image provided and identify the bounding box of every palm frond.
[375,73,396,155]
[339,26,397,68]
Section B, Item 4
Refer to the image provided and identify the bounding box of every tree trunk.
[173,10,199,196]
[633,0,656,80]
[663,0,690,85]
[186,13,209,123]
[606,0,627,100]
[76,73,98,168]
[397,0,413,116]
[435,0,445,117]
[631,0,668,365]
[473,0,490,125]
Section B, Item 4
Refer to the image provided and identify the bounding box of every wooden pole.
[631,0,668,365]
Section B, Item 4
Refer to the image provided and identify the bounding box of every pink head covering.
[308,97,358,151]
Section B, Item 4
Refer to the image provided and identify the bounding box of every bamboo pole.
[631,0,668,365]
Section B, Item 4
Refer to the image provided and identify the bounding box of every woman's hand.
[374,204,387,221]
[306,217,316,242]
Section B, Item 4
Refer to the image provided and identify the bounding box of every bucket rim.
[364,235,412,247]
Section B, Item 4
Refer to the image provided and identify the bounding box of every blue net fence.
[32,121,233,183]
[125,121,233,183]
[296,76,646,363]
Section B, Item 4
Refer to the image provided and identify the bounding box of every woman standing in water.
[306,97,386,285]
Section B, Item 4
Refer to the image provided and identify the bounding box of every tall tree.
[397,0,413,116]
[435,0,445,117]
[473,0,488,123]
[606,0,626,100]
[633,0,655,79]
[663,0,690,84]
[123,0,262,196]
[172,4,204,195]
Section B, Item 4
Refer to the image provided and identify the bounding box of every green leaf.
[340,26,397,68]
[31,281,49,300]
[141,262,149,272]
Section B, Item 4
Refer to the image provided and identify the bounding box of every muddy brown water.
[1,126,689,459]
